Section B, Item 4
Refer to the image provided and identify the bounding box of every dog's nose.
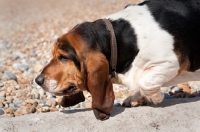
[35,74,45,86]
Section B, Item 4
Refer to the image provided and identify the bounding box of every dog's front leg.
[123,57,179,107]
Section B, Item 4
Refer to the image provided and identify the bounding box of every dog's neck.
[75,19,139,73]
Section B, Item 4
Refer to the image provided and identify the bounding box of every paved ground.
[1,98,200,132]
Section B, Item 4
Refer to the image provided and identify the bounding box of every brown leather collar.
[102,19,117,78]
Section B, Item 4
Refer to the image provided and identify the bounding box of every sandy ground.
[0,98,200,132]
[1,0,200,131]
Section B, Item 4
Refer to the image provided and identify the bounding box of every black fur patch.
[147,0,200,71]
[57,39,81,70]
[75,19,138,73]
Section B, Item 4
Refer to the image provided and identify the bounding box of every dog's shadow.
[60,106,125,117]
[151,96,200,108]
[60,96,200,118]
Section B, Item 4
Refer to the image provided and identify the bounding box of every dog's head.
[35,22,115,120]
[35,32,85,96]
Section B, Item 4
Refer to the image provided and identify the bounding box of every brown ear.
[86,51,115,121]
[60,91,85,107]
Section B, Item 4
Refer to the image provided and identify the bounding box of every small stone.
[55,97,62,105]
[9,103,19,111]
[40,95,47,99]
[0,82,4,87]
[6,87,13,93]
[4,107,14,115]
[34,93,40,99]
[14,110,23,116]
[114,91,122,98]
[15,89,28,98]
[119,89,128,95]
[41,106,50,112]
[46,100,52,107]
[0,109,4,115]
[50,107,58,112]
[171,86,180,93]
[25,99,38,104]
[36,105,42,110]
[0,97,5,102]
[33,102,38,108]
[33,65,44,73]
[0,41,5,49]
[46,92,53,99]
[0,102,4,108]
[178,84,191,93]
[191,88,197,95]
[13,51,25,60]
[4,72,18,82]
[56,105,60,109]
[13,99,25,105]
[6,96,13,103]
[0,91,6,97]
[85,103,92,108]
[3,102,8,108]
[31,94,35,99]
[38,89,45,96]
[10,92,16,96]
[127,91,135,96]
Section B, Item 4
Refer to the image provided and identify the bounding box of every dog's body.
[36,0,200,120]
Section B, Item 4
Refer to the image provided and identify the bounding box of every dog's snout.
[35,74,45,86]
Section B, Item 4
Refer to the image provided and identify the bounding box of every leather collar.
[102,19,117,78]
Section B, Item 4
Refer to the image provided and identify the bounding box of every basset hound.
[36,0,200,120]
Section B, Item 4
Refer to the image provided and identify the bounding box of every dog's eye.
[59,55,68,62]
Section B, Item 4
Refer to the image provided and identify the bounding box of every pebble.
[50,107,58,112]
[38,89,45,96]
[0,102,3,108]
[0,41,5,50]
[41,106,50,112]
[0,109,4,115]
[6,96,13,103]
[46,92,53,99]
[0,82,4,87]
[13,99,25,105]
[4,107,14,115]
[6,87,13,93]
[0,97,5,102]
[46,100,52,107]
[25,99,38,104]
[0,91,6,97]
[13,63,30,72]
[9,103,19,111]
[114,91,122,98]
[3,72,18,82]
[177,84,191,93]
[13,51,25,60]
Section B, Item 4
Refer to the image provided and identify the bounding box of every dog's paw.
[60,91,85,107]
[145,92,164,105]
[142,89,164,105]
[122,91,148,107]
[93,109,110,121]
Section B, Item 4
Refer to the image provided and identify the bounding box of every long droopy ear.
[85,50,115,121]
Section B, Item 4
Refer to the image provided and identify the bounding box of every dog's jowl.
[36,0,200,120]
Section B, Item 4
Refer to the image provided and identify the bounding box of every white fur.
[107,5,180,103]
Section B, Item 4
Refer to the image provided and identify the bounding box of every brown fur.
[39,29,115,120]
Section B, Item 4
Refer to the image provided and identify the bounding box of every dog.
[35,0,200,120]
